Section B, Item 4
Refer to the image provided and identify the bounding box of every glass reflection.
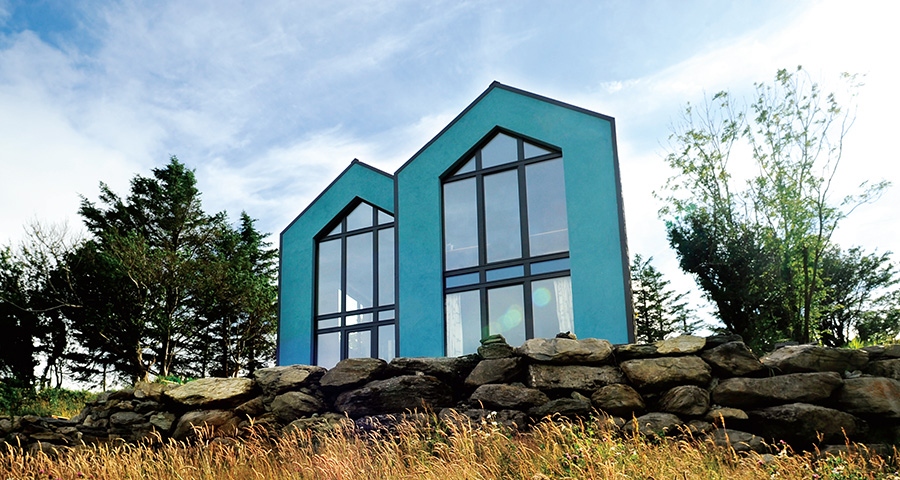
[443,179,479,270]
[445,290,482,356]
[345,232,373,310]
[317,239,341,315]
[481,133,518,168]
[317,332,341,369]
[483,170,522,263]
[379,324,395,361]
[526,158,569,256]
[348,330,371,358]
[378,228,394,306]
[488,285,525,347]
[531,276,574,339]
[345,203,373,231]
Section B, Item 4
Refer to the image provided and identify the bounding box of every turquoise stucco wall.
[395,84,631,357]
[278,161,395,366]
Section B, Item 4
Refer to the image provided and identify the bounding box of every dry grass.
[2,413,898,480]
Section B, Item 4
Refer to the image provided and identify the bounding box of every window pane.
[531,257,571,275]
[378,324,395,362]
[378,228,395,306]
[317,332,341,369]
[445,290,482,356]
[445,272,480,288]
[526,158,569,256]
[454,157,476,175]
[348,330,371,358]
[378,309,395,321]
[483,170,522,263]
[524,141,553,159]
[377,210,393,225]
[488,285,525,347]
[532,276,574,339]
[346,313,372,326]
[485,265,524,282]
[346,232,373,310]
[443,178,479,270]
[318,317,339,329]
[317,239,342,315]
[346,203,373,231]
[324,223,341,237]
[481,133,518,168]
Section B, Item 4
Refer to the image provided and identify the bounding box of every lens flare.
[532,287,552,307]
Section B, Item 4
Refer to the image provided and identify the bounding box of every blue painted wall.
[278,161,395,366]
[395,83,632,357]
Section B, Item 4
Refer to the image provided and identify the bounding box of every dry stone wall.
[4,334,900,454]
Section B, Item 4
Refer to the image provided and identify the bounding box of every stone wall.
[3,334,900,454]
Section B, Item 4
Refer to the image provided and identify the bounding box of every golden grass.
[2,413,898,480]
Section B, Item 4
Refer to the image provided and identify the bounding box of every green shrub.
[0,382,94,418]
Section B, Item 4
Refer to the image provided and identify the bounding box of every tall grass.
[2,413,898,479]
[0,385,93,418]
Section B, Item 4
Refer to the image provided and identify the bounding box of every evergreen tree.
[630,254,699,343]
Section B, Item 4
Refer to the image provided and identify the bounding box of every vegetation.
[0,384,92,418]
[630,254,701,342]
[0,157,277,389]
[1,415,898,479]
[659,66,898,350]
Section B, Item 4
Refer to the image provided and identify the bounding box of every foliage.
[0,383,92,417]
[659,66,894,350]
[2,415,899,479]
[629,254,701,342]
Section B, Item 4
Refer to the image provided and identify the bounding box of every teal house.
[278,82,633,368]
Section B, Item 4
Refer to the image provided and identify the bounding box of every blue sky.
[1,1,897,325]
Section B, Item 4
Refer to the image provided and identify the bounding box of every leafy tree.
[659,67,890,349]
[630,254,700,343]
[64,157,276,383]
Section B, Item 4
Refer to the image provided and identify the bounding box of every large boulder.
[320,358,390,394]
[658,385,710,416]
[171,409,241,441]
[707,429,767,453]
[252,365,326,397]
[761,345,868,374]
[655,335,705,355]
[711,372,842,408]
[518,338,613,364]
[748,403,860,445]
[271,391,326,423]
[465,358,524,387]
[614,343,658,361]
[621,412,682,438]
[835,377,900,418]
[333,375,453,418]
[529,392,593,418]
[591,384,645,417]
[390,356,480,387]
[700,342,765,377]
[164,377,257,409]
[526,364,624,392]
[619,356,711,392]
[865,358,900,380]
[469,384,549,410]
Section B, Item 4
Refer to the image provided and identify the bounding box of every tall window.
[443,131,574,356]
[315,202,396,368]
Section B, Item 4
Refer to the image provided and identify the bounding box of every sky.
[1,0,898,328]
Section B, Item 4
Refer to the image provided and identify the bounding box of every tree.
[659,67,890,349]
[64,157,276,383]
[630,254,700,343]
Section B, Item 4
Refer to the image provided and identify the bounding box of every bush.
[0,382,93,418]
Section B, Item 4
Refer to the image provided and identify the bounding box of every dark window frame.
[442,130,571,353]
[313,200,397,365]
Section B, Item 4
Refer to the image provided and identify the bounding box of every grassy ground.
[0,386,93,418]
[2,414,898,479]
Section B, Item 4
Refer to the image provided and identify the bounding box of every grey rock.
[171,409,241,441]
[705,407,748,424]
[518,337,613,364]
[708,429,767,453]
[591,384,645,417]
[761,345,868,374]
[619,356,711,392]
[478,342,516,359]
[749,403,860,444]
[320,358,389,394]
[658,385,710,416]
[865,358,900,380]
[529,392,593,418]
[465,357,523,387]
[701,342,765,377]
[283,413,353,435]
[334,375,453,418]
[470,384,549,410]
[271,391,326,423]
[109,411,146,427]
[253,365,326,397]
[164,377,257,409]
[621,412,682,438]
[835,377,900,418]
[133,381,174,402]
[439,408,528,430]
[390,356,480,386]
[655,335,705,355]
[234,396,267,418]
[703,334,744,349]
[711,372,842,408]
[614,343,658,361]
[0,417,12,435]
[148,412,176,433]
[527,364,624,392]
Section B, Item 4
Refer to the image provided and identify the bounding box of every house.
[278,82,634,368]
